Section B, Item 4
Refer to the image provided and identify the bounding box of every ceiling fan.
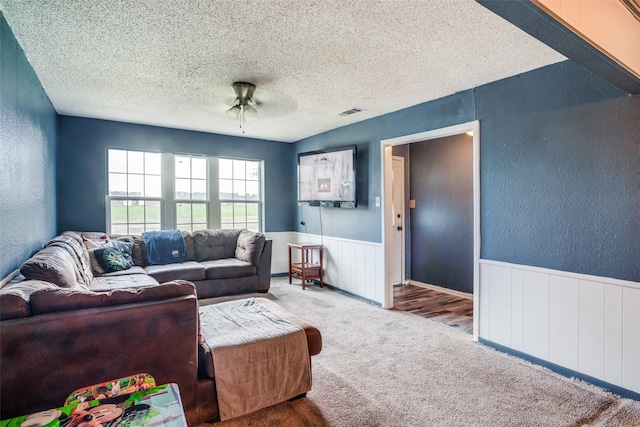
[226,81,258,133]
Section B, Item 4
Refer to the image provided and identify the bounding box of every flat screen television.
[297,146,356,208]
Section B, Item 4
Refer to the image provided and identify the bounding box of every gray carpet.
[200,277,640,427]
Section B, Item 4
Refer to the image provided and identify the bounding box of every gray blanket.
[199,298,311,421]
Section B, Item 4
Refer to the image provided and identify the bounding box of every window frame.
[106,150,264,233]
[218,157,263,232]
[174,154,210,232]
[106,149,164,234]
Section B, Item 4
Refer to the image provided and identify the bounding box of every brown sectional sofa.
[91,228,272,297]
[0,229,322,425]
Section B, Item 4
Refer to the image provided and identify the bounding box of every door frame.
[380,120,481,341]
[390,155,406,285]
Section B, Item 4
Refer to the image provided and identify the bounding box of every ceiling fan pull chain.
[241,104,245,133]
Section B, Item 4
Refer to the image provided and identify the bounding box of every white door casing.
[389,156,405,285]
[381,121,481,340]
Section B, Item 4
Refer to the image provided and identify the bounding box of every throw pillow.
[109,240,134,269]
[82,234,110,250]
[89,247,129,274]
[84,237,134,273]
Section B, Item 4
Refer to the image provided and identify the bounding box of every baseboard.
[271,272,288,277]
[323,282,382,307]
[405,280,473,300]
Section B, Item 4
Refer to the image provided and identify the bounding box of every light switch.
[375,197,380,207]
[409,199,416,208]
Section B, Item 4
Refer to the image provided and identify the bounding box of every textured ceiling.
[0,0,565,143]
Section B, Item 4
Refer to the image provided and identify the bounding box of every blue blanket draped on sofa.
[143,230,187,265]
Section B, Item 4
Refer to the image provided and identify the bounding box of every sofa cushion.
[144,261,206,283]
[89,273,159,292]
[95,266,147,277]
[235,230,266,266]
[200,259,257,280]
[182,231,196,261]
[0,280,59,320]
[193,229,241,262]
[20,245,84,288]
[30,280,197,315]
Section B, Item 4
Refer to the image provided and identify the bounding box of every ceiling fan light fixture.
[243,104,257,122]
[226,105,241,119]
[226,81,258,133]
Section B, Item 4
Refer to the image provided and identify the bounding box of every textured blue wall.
[56,117,294,233]
[478,61,639,281]
[0,13,57,280]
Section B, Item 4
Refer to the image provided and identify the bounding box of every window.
[219,159,261,232]
[106,150,263,233]
[175,155,208,232]
[107,149,162,234]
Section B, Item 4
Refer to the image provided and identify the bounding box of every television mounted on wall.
[297,146,356,208]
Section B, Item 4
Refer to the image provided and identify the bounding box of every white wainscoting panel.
[284,233,385,305]
[548,275,579,371]
[487,265,511,346]
[264,232,297,274]
[623,286,640,392]
[510,269,524,352]
[578,280,605,379]
[522,270,550,361]
[604,284,623,386]
[479,259,640,394]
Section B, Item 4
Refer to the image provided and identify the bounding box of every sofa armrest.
[256,239,272,291]
[0,295,200,423]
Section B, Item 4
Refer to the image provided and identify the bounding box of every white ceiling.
[0,0,565,143]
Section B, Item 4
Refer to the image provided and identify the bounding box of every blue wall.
[0,13,57,280]
[56,117,294,233]
[295,61,639,283]
[478,61,638,281]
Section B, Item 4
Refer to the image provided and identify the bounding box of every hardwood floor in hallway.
[393,283,473,334]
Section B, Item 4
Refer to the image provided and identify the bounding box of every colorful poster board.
[0,375,186,427]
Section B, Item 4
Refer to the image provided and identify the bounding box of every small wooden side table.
[288,243,323,290]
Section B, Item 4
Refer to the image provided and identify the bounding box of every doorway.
[410,134,473,293]
[381,121,480,340]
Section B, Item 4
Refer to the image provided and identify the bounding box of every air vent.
[338,108,364,117]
